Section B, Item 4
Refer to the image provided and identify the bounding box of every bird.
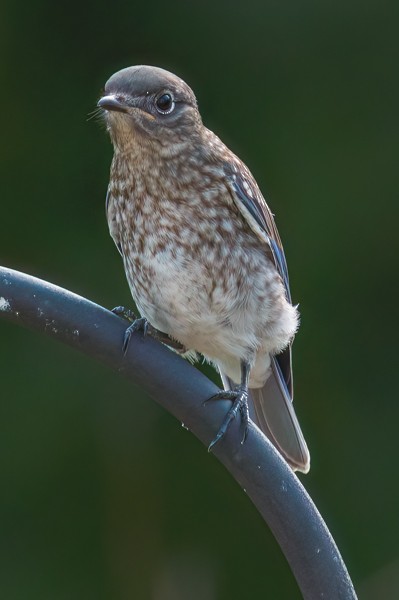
[98,65,310,473]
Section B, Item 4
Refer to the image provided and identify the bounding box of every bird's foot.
[111,305,139,323]
[205,387,249,452]
[111,305,187,355]
[111,306,148,355]
[121,318,149,355]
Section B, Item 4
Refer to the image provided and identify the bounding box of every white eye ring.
[155,92,175,114]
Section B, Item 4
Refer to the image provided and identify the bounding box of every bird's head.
[98,65,202,152]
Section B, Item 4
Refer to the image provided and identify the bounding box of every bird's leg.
[111,306,186,355]
[206,360,251,452]
[111,306,148,355]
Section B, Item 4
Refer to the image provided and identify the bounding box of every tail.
[220,357,310,473]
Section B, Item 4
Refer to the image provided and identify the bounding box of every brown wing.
[223,160,294,399]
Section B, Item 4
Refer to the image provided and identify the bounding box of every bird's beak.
[97,95,128,114]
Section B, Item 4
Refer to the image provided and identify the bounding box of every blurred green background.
[1,0,398,597]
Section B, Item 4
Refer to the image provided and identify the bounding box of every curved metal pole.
[0,266,357,599]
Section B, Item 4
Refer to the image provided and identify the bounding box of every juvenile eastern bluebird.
[98,65,310,473]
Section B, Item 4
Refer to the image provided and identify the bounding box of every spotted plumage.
[98,65,310,472]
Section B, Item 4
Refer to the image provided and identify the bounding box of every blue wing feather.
[224,161,294,399]
[225,161,292,302]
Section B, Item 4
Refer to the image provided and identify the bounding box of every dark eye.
[155,93,175,114]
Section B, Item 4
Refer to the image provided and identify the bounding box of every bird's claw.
[111,307,149,355]
[111,305,188,356]
[205,388,249,451]
[112,306,138,322]
[121,317,149,355]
